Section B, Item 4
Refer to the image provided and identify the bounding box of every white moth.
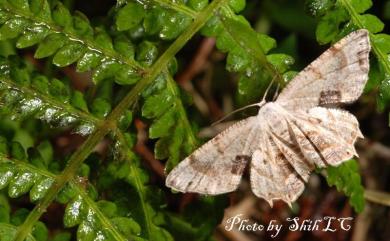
[165,30,371,207]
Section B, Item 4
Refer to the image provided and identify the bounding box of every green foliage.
[201,6,294,104]
[0,0,142,85]
[0,0,382,240]
[326,160,365,213]
[0,56,105,135]
[0,135,147,241]
[142,74,198,171]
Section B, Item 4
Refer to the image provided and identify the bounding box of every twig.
[364,189,390,206]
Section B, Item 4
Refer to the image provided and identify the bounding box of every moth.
[165,29,370,207]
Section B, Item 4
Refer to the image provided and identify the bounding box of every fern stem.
[339,0,390,75]
[12,1,226,240]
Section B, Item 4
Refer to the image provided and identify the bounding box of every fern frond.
[142,73,198,171]
[0,0,143,85]
[0,56,105,135]
[8,1,226,240]
[201,5,294,104]
[0,223,36,241]
[325,159,365,212]
[0,136,146,241]
[112,129,173,241]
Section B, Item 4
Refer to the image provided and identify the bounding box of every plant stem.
[365,189,390,206]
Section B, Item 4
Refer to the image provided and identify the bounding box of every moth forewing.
[276,29,370,110]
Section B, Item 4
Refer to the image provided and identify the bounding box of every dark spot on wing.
[231,155,250,175]
[319,90,342,105]
[188,155,209,174]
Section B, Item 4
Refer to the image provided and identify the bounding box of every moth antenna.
[272,84,280,101]
[211,103,260,126]
[261,75,277,102]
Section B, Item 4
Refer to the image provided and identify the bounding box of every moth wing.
[249,104,363,206]
[250,129,305,207]
[276,29,370,110]
[287,108,360,168]
[166,116,259,195]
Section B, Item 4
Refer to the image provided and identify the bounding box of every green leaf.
[29,0,51,20]
[49,78,70,102]
[372,34,390,54]
[30,177,53,202]
[52,233,71,241]
[64,196,85,227]
[305,0,335,17]
[228,0,246,13]
[116,2,146,31]
[144,7,164,35]
[188,0,208,11]
[159,12,192,40]
[266,54,295,73]
[35,33,66,59]
[0,223,36,241]
[94,28,114,51]
[136,41,158,66]
[72,12,93,38]
[16,25,49,49]
[0,18,28,40]
[0,204,10,223]
[71,91,89,112]
[142,89,174,119]
[11,141,26,160]
[53,43,85,67]
[258,34,277,53]
[114,35,135,59]
[357,14,384,33]
[149,109,176,139]
[115,65,141,85]
[52,2,73,29]
[91,98,111,118]
[93,61,122,83]
[326,160,365,212]
[8,0,29,11]
[8,170,37,198]
[316,8,348,44]
[111,217,141,236]
[32,222,48,241]
[0,163,14,189]
[350,0,372,14]
[226,50,250,72]
[76,51,103,72]
[96,200,117,218]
